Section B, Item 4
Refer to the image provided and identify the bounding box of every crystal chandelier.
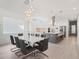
[24,0,33,17]
[24,6,33,17]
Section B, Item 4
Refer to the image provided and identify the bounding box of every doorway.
[69,20,77,36]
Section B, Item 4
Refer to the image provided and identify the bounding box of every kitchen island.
[45,32,64,43]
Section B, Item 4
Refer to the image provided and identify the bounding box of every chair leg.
[20,49,39,59]
[10,47,20,52]
[32,50,39,57]
[20,54,32,59]
[21,50,49,59]
[35,50,48,57]
[40,52,49,58]
[15,50,23,57]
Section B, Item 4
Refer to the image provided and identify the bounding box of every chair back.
[36,39,48,52]
[10,35,15,45]
[19,40,28,55]
[18,33,23,36]
[19,40,36,55]
[14,37,20,48]
[42,39,48,51]
[41,34,46,38]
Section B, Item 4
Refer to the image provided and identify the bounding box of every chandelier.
[24,0,33,17]
[24,6,33,17]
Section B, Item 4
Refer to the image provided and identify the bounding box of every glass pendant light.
[24,0,33,17]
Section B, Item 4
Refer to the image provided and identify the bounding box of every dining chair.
[19,40,39,59]
[10,35,20,52]
[14,37,22,57]
[34,39,48,57]
[18,33,23,36]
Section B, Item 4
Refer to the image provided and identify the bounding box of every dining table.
[18,36,45,47]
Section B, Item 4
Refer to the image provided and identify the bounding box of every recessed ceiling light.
[73,8,77,10]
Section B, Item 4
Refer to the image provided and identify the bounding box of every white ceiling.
[0,0,79,17]
[0,0,25,15]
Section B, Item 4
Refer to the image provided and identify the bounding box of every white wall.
[77,16,79,47]
[0,8,25,45]
[30,16,50,33]
[0,16,10,45]
[3,17,24,33]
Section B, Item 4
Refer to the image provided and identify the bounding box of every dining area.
[9,33,49,59]
[1,0,79,59]
[2,14,66,59]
